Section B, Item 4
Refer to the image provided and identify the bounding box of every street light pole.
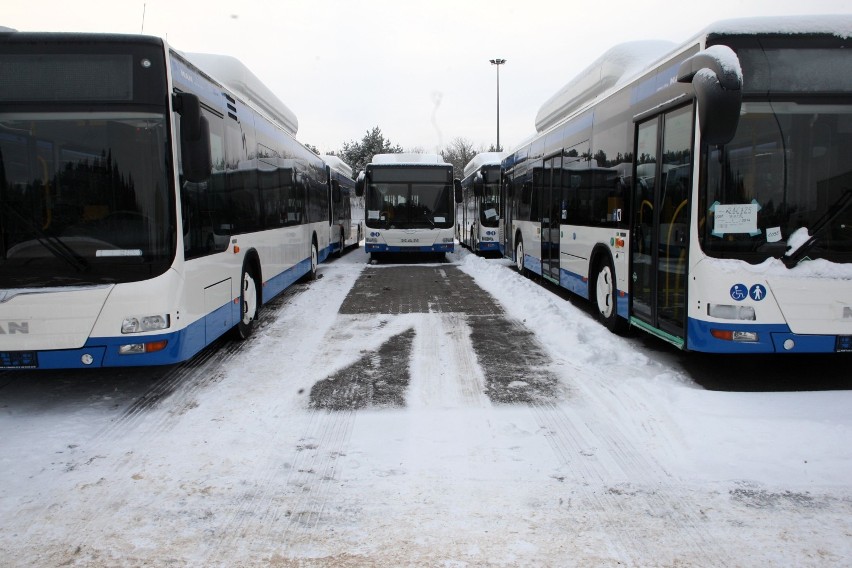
[489,58,506,152]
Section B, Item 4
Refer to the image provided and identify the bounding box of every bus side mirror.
[677,46,742,146]
[332,179,341,203]
[355,171,365,197]
[472,172,484,198]
[453,178,463,204]
[173,92,202,140]
[180,116,211,183]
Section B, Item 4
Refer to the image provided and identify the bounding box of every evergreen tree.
[338,126,403,176]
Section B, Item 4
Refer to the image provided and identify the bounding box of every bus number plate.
[0,351,38,369]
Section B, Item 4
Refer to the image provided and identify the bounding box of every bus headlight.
[708,304,756,321]
[121,314,171,334]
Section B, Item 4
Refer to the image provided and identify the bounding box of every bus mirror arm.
[355,171,366,197]
[180,116,212,183]
[677,46,742,147]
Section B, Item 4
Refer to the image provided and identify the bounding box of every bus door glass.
[541,156,562,282]
[631,104,694,338]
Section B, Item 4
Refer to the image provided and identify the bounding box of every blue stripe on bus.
[477,242,500,252]
[25,260,315,369]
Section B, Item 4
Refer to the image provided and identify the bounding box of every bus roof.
[534,15,852,134]
[321,155,354,179]
[185,52,299,136]
[463,152,509,178]
[370,153,448,166]
[534,40,675,133]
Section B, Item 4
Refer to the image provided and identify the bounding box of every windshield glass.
[700,102,852,264]
[480,167,501,227]
[365,167,454,229]
[0,112,174,287]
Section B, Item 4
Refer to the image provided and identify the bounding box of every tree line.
[307,126,499,181]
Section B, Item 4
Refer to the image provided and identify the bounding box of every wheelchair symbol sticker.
[750,284,766,301]
[730,284,748,301]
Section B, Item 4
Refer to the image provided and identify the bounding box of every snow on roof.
[704,14,852,39]
[534,40,675,133]
[463,152,509,178]
[185,52,299,136]
[370,153,448,165]
[321,155,353,179]
[535,15,852,135]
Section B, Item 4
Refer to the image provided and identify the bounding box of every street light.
[489,58,506,152]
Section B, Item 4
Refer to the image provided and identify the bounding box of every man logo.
[0,322,30,334]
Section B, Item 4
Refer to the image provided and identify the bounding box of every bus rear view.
[357,153,461,260]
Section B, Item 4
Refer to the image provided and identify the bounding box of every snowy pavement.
[1,247,850,567]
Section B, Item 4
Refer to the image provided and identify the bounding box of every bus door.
[631,104,694,343]
[540,155,562,283]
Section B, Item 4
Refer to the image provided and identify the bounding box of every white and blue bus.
[357,153,461,258]
[0,31,332,369]
[457,152,507,254]
[322,154,360,255]
[501,16,852,354]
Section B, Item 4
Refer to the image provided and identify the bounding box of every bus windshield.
[480,166,500,228]
[0,112,174,288]
[366,167,454,229]
[700,101,852,265]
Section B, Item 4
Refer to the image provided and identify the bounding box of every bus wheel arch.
[235,251,262,340]
[589,249,627,334]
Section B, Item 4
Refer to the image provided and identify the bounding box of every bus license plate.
[0,351,39,369]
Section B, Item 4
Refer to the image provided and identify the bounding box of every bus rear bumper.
[366,243,454,253]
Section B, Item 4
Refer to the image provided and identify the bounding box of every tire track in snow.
[528,371,734,567]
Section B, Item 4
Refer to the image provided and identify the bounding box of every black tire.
[515,236,526,275]
[308,240,319,280]
[235,263,260,339]
[592,255,628,334]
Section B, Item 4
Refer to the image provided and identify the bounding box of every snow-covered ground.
[1,247,850,567]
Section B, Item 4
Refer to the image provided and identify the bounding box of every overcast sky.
[5,1,851,155]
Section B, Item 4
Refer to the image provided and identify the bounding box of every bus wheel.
[515,237,526,275]
[592,257,627,334]
[236,265,259,339]
[308,240,319,280]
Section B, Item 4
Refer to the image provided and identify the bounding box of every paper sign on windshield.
[711,200,762,237]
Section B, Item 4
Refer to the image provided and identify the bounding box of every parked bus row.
[0,30,359,369]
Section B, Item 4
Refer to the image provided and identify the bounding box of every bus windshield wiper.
[4,204,90,272]
[782,188,852,268]
[423,213,435,228]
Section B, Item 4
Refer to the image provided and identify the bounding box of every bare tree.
[440,137,480,179]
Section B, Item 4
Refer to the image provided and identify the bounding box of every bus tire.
[515,236,526,275]
[592,256,627,334]
[236,262,260,340]
[308,239,319,280]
